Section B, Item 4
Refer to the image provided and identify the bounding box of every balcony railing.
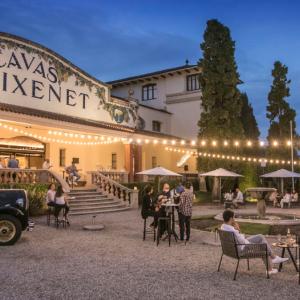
[89,171,138,208]
[0,168,70,192]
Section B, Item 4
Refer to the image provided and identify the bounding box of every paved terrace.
[1,206,300,300]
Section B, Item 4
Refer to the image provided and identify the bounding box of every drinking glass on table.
[277,234,281,243]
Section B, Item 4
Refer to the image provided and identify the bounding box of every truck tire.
[0,214,22,246]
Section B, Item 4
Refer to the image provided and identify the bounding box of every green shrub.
[194,191,213,204]
[0,183,48,216]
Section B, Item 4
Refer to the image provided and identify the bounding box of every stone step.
[70,200,120,207]
[69,194,107,200]
[69,191,100,196]
[69,206,130,216]
[70,203,125,211]
[71,187,97,192]
[69,198,113,204]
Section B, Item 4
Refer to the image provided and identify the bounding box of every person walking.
[178,182,193,243]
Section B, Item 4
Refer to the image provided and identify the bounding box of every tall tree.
[197,19,245,198]
[240,93,260,140]
[198,19,244,139]
[266,61,297,158]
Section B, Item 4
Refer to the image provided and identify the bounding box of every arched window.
[142,84,157,101]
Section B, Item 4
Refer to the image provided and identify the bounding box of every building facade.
[0,33,199,183]
[108,64,202,139]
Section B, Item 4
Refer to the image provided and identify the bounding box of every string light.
[1,121,298,149]
[164,147,299,166]
[0,123,121,146]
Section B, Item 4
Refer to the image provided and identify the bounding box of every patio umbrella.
[136,167,182,190]
[199,168,243,201]
[260,169,300,193]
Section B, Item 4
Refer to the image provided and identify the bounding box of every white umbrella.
[200,168,243,178]
[260,169,300,192]
[136,166,182,177]
[136,167,182,190]
[199,168,243,201]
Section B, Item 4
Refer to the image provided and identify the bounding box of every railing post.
[130,190,139,209]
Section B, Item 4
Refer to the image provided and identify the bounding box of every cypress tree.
[197,19,246,197]
[240,92,260,140]
[266,61,297,158]
[198,19,244,140]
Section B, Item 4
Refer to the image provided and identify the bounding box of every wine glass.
[277,234,281,244]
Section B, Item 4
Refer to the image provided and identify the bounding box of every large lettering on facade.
[0,34,137,126]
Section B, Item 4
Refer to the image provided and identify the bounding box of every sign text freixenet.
[0,50,91,109]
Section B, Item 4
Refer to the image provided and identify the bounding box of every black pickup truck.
[0,189,33,245]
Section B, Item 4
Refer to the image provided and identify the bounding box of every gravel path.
[1,208,300,300]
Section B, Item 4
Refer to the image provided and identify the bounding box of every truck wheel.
[0,214,22,246]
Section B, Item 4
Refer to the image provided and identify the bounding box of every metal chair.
[46,205,55,226]
[142,217,156,241]
[217,229,269,280]
[54,206,68,229]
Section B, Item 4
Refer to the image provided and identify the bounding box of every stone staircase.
[68,189,129,216]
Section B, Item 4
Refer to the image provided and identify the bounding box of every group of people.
[269,189,299,208]
[0,155,20,169]
[46,183,70,222]
[141,181,193,242]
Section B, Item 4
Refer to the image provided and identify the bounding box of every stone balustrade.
[90,171,138,208]
[96,170,129,183]
[0,168,70,192]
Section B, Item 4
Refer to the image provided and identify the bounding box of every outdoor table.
[161,202,179,241]
[272,242,299,272]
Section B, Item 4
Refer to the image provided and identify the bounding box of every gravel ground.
[1,207,300,300]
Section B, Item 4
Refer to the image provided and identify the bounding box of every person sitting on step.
[65,162,81,186]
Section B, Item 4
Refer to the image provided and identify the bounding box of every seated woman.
[46,183,56,207]
[269,190,278,207]
[54,185,70,223]
[141,185,158,228]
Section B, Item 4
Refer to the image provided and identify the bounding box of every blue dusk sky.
[0,0,299,137]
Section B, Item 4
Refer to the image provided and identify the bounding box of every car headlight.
[16,198,25,208]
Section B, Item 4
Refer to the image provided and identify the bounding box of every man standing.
[8,155,19,168]
[42,159,52,170]
[178,182,193,243]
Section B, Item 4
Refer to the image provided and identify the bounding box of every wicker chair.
[217,229,270,280]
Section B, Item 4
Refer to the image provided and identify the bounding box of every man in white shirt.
[232,187,243,208]
[220,210,288,275]
[280,190,292,208]
[42,159,52,170]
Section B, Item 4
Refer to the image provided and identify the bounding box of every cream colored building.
[108,64,202,139]
[0,33,199,183]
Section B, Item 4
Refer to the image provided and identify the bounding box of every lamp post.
[290,120,295,191]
